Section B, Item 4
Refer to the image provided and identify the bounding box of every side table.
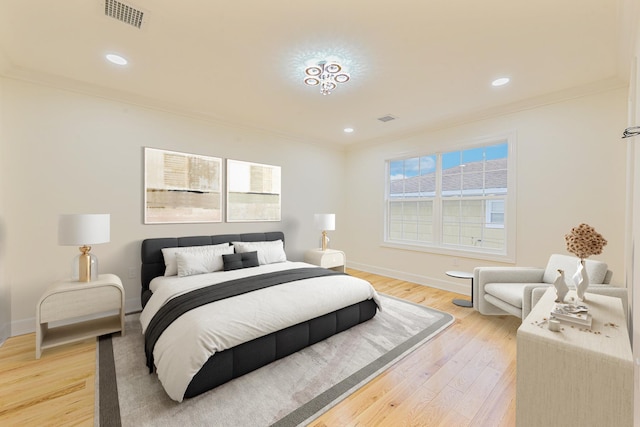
[36,273,125,359]
[446,270,473,307]
[304,248,346,273]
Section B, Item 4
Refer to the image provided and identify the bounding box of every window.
[485,199,505,228]
[385,139,513,260]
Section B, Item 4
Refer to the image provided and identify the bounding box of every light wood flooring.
[0,333,95,426]
[0,269,520,426]
[312,270,520,427]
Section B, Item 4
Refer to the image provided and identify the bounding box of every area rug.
[97,294,454,427]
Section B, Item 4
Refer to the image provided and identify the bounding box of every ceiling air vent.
[105,0,145,29]
[377,115,397,123]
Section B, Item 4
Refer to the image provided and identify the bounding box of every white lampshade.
[58,214,110,282]
[314,213,335,251]
[314,213,335,231]
[59,214,110,246]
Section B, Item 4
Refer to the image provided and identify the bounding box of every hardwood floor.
[309,269,520,427]
[0,333,95,426]
[0,269,520,426]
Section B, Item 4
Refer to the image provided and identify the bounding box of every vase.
[553,269,569,303]
[573,259,589,301]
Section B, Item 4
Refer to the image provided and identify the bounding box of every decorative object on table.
[58,214,110,282]
[564,223,607,301]
[551,302,592,328]
[552,269,569,303]
[548,318,561,332]
[574,261,590,300]
[314,213,335,251]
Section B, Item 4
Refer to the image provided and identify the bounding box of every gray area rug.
[97,294,454,426]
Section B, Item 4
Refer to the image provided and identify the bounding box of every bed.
[140,232,380,401]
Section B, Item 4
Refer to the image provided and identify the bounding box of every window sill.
[381,241,515,264]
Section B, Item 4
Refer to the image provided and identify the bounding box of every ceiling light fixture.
[344,128,354,133]
[106,54,128,65]
[304,61,350,95]
[492,77,510,87]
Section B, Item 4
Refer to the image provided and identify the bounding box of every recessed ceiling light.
[492,77,510,87]
[344,128,354,133]
[106,54,128,65]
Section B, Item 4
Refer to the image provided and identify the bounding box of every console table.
[516,288,632,427]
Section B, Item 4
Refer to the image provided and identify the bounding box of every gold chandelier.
[304,61,350,95]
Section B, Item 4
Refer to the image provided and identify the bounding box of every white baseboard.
[12,317,34,337]
[126,297,142,314]
[347,261,471,296]
[0,323,10,347]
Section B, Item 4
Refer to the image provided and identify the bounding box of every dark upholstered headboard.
[140,231,285,307]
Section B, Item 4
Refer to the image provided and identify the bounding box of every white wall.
[0,74,629,335]
[344,88,628,294]
[629,64,640,427]
[0,77,346,335]
[0,77,9,344]
[626,5,640,422]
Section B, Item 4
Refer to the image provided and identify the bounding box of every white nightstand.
[304,248,346,273]
[36,273,125,359]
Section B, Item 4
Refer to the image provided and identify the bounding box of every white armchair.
[473,254,626,319]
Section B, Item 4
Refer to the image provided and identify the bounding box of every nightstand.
[304,248,346,273]
[36,273,125,359]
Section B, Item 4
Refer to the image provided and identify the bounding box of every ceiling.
[0,0,635,147]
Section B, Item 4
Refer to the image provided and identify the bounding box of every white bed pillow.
[175,252,209,277]
[232,240,287,265]
[175,247,234,277]
[162,243,232,276]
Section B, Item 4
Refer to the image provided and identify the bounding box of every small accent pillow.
[232,240,286,265]
[162,243,232,276]
[222,251,260,271]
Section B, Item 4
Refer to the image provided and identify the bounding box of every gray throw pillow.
[222,251,259,271]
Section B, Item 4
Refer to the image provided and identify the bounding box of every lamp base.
[321,231,329,251]
[72,246,98,282]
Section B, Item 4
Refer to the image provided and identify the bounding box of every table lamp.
[58,214,110,282]
[314,213,335,251]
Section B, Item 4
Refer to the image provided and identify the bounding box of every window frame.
[383,134,516,263]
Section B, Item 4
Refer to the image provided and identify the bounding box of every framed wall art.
[226,159,281,222]
[144,147,222,224]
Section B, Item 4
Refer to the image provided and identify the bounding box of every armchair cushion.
[474,267,544,316]
[485,282,531,308]
[542,254,609,285]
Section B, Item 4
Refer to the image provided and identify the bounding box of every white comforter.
[140,261,381,401]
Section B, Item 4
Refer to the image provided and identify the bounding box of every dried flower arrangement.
[564,223,607,260]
